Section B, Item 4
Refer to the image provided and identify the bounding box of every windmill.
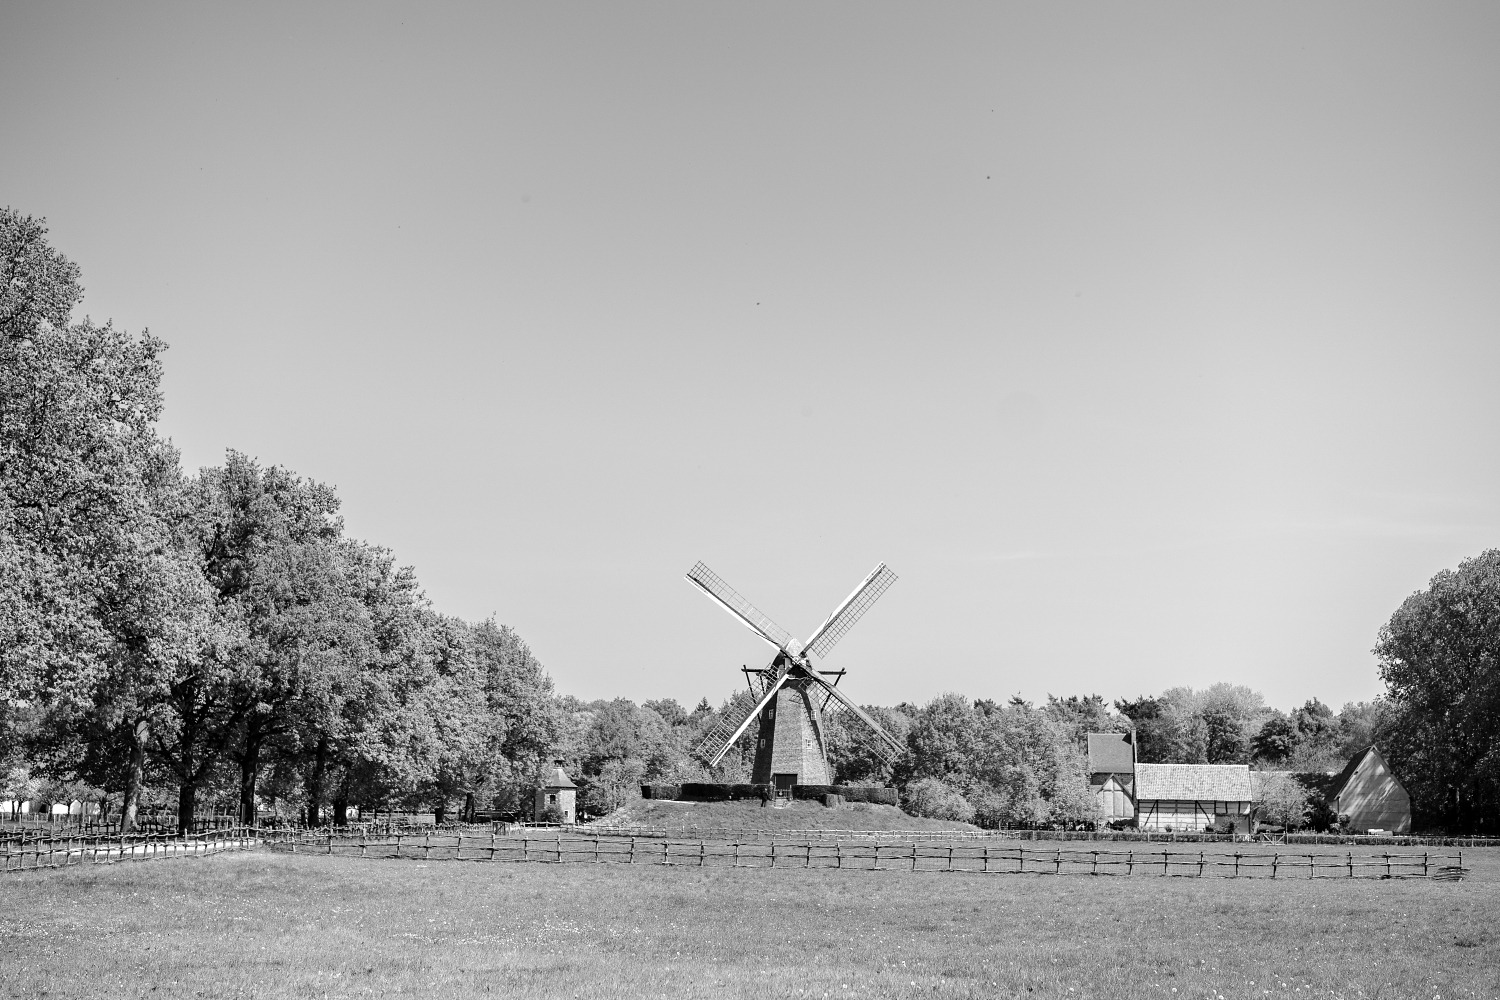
[686,561,906,797]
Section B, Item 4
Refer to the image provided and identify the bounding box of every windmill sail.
[811,672,906,767]
[692,671,793,767]
[686,561,802,653]
[802,563,897,660]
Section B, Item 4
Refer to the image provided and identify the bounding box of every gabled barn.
[1087,732,1137,823]
[1326,745,1411,834]
[1135,763,1253,834]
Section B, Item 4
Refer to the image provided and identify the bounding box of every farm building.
[1086,732,1136,823]
[1134,763,1253,834]
[1250,746,1412,834]
[1327,746,1410,833]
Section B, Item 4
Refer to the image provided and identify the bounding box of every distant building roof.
[1136,763,1252,801]
[1326,745,1390,800]
[541,764,577,789]
[1087,732,1135,774]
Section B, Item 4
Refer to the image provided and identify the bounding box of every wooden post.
[1233,853,1240,878]
[489,833,496,862]
[522,836,528,862]
[1054,848,1061,875]
[1423,852,1428,877]
[594,837,600,864]
[1384,853,1391,878]
[1308,854,1314,878]
[1091,851,1098,876]
[629,837,636,864]
[1271,853,1278,878]
[911,844,917,872]
[1018,846,1025,873]
[699,841,706,867]
[1347,852,1353,878]
[424,833,431,861]
[947,844,954,871]
[1197,851,1204,878]
[1162,850,1168,876]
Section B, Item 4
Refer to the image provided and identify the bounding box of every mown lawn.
[599,798,980,833]
[2,848,1497,1000]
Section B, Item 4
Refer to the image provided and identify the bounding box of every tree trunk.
[463,791,476,824]
[306,735,328,828]
[121,718,148,834]
[333,797,348,827]
[238,729,261,827]
[177,780,196,837]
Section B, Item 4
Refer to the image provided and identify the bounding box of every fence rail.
[3,826,1470,881]
[258,830,1466,880]
[2,828,258,874]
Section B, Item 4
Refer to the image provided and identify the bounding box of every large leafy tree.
[1375,550,1500,832]
[188,452,348,825]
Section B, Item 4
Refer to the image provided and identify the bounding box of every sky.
[3,3,1498,713]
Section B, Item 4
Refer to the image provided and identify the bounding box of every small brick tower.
[534,760,577,824]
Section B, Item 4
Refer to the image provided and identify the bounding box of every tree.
[1253,770,1312,830]
[1250,712,1295,765]
[901,693,980,791]
[904,777,974,823]
[1114,696,1173,763]
[1,207,83,342]
[1375,550,1500,832]
[189,452,349,825]
[1043,694,1125,745]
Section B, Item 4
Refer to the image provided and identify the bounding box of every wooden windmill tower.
[686,561,906,796]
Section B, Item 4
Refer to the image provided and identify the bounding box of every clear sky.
[4,3,1497,713]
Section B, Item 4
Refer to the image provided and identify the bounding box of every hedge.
[641,783,897,805]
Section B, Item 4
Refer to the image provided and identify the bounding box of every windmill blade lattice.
[686,561,802,653]
[813,673,907,767]
[803,563,897,660]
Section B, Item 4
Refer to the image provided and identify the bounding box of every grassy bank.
[3,849,1497,1000]
[592,798,979,833]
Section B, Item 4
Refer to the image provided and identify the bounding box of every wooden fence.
[2,828,257,873]
[259,830,1467,879]
[3,826,1468,880]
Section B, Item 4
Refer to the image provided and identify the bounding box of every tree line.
[3,209,1497,834]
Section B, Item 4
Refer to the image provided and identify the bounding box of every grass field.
[594,798,980,833]
[3,848,1497,1000]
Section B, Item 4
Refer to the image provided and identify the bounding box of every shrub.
[679,783,731,801]
[904,777,975,823]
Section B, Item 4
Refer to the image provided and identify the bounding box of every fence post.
[629,837,636,864]
[1423,852,1428,877]
[1233,853,1240,878]
[1347,852,1353,878]
[911,844,917,872]
[1126,850,1134,876]
[1197,852,1204,878]
[1054,848,1061,875]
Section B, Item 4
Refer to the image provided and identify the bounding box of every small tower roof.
[542,762,577,789]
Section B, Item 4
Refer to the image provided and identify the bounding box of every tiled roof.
[1136,763,1252,801]
[1326,746,1377,800]
[542,765,577,789]
[1087,732,1135,774]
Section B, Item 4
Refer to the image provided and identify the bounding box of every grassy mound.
[587,797,979,834]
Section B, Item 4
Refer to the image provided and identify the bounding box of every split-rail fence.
[2,827,1468,880]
